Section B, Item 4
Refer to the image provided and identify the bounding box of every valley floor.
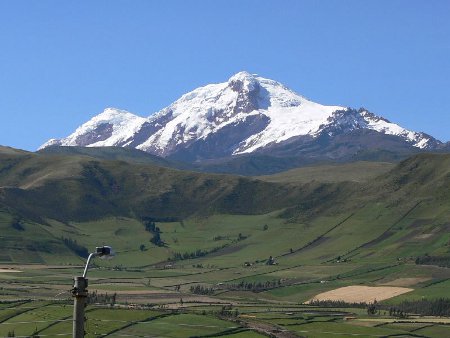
[0,258,449,337]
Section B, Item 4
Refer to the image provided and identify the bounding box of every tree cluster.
[217,305,239,318]
[88,291,117,306]
[172,249,211,260]
[171,244,226,261]
[10,217,25,231]
[237,233,248,241]
[142,219,164,246]
[415,254,450,268]
[224,279,282,292]
[143,220,158,233]
[388,307,408,318]
[366,300,378,315]
[150,232,164,246]
[189,285,214,295]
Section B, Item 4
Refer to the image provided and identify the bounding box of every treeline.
[170,244,227,261]
[224,279,282,292]
[308,299,368,308]
[88,291,117,306]
[190,285,214,295]
[61,237,89,258]
[213,233,249,242]
[416,255,450,268]
[142,219,164,247]
[310,299,380,315]
[309,298,450,317]
[390,298,450,317]
[171,248,214,261]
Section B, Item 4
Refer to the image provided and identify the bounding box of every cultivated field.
[307,285,413,303]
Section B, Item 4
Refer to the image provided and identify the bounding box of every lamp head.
[96,246,115,259]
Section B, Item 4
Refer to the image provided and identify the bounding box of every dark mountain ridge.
[1,147,449,224]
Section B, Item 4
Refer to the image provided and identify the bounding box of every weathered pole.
[72,276,88,338]
[72,247,114,338]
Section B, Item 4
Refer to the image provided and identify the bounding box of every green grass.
[415,324,450,338]
[113,313,239,337]
[1,301,449,337]
[219,331,267,337]
[0,302,68,336]
[257,161,395,183]
[286,321,408,337]
[1,203,449,305]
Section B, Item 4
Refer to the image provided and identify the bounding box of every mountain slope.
[1,146,450,275]
[40,72,442,164]
[0,150,314,222]
[3,148,450,224]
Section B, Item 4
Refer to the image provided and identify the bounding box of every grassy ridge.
[0,151,309,221]
[256,161,395,183]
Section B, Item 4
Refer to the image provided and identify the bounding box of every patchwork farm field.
[1,209,449,337]
[1,152,450,336]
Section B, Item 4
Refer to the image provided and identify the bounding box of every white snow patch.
[43,108,147,148]
[40,72,437,154]
[138,72,344,154]
[360,110,431,149]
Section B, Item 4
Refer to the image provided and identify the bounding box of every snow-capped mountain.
[41,71,441,160]
[42,108,147,149]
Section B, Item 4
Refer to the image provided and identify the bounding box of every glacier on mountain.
[40,72,439,157]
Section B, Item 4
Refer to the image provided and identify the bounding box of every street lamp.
[72,246,115,338]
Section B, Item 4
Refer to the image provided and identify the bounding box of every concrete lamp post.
[72,246,114,338]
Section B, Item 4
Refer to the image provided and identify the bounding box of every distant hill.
[0,145,31,156]
[2,148,449,222]
[0,149,309,222]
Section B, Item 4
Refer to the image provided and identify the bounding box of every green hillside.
[0,150,449,303]
[1,149,449,336]
[257,161,395,183]
[0,151,449,265]
[0,150,312,222]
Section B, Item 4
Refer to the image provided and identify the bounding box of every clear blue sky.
[1,0,449,151]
